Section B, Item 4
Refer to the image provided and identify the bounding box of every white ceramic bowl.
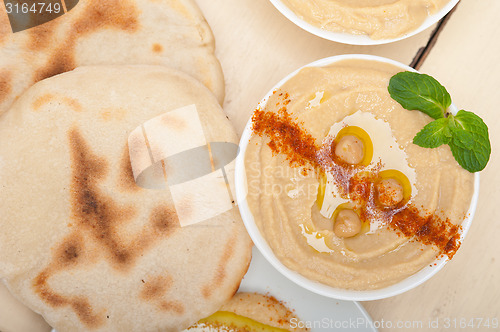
[269,0,460,45]
[235,54,479,301]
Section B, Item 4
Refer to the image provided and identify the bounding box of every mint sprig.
[389,71,490,173]
[413,118,453,148]
[388,72,451,120]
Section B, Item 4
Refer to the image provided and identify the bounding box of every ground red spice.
[251,90,462,259]
[391,207,461,259]
[252,106,319,169]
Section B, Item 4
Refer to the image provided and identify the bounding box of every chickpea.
[334,135,364,165]
[334,209,362,238]
[376,178,404,206]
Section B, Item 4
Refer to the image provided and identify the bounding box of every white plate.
[239,247,378,332]
[268,0,460,45]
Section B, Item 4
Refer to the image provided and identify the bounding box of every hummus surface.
[281,0,451,39]
[244,59,474,290]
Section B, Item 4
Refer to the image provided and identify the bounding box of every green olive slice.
[316,171,327,210]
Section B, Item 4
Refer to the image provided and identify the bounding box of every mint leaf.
[388,72,451,120]
[448,110,491,172]
[388,72,491,172]
[413,118,453,148]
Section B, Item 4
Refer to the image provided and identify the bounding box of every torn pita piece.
[128,104,238,227]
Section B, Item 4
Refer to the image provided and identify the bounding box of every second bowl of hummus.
[270,0,460,45]
[235,54,479,300]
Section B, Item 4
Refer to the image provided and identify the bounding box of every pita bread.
[0,0,225,114]
[0,282,51,332]
[187,292,308,331]
[219,293,306,331]
[0,65,251,331]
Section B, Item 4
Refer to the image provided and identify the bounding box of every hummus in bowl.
[270,0,459,45]
[235,55,479,300]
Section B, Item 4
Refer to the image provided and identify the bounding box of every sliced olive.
[375,169,411,207]
[198,311,289,332]
[332,126,373,166]
[316,171,327,210]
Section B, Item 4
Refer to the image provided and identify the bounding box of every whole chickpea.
[334,135,365,165]
[376,178,404,206]
[334,209,362,238]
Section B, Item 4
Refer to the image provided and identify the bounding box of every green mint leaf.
[447,110,491,172]
[413,118,453,148]
[388,71,451,120]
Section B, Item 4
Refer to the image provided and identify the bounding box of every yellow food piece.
[197,311,289,332]
[316,171,327,209]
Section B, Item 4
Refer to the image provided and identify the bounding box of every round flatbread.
[0,0,225,113]
[0,65,251,331]
[0,283,51,332]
